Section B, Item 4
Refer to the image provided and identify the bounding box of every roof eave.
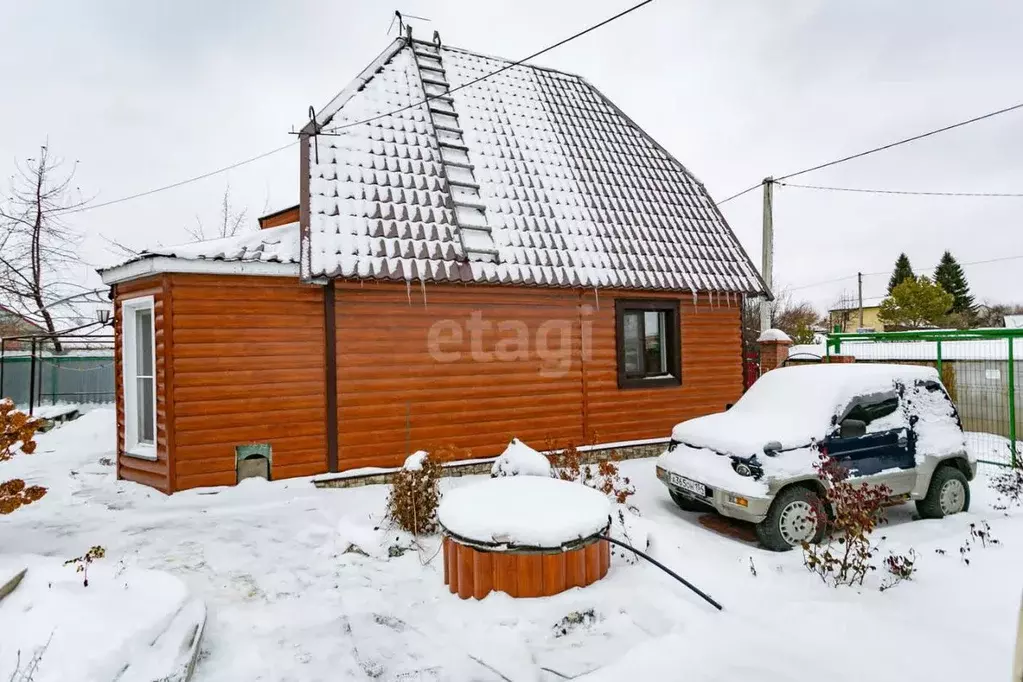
[98,256,298,286]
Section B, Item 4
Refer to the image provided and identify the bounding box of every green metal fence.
[826,328,1023,467]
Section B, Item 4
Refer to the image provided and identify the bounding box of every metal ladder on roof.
[409,36,498,263]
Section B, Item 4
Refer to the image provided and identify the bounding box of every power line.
[717,182,763,205]
[322,0,656,135]
[54,0,657,217]
[57,142,297,216]
[776,101,1023,181]
[786,274,859,291]
[716,103,1023,207]
[778,182,1023,198]
[786,253,1023,293]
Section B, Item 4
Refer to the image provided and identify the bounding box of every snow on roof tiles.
[302,38,766,294]
[146,222,299,264]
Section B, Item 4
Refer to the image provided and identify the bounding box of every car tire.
[755,486,827,552]
[916,465,971,519]
[669,490,710,513]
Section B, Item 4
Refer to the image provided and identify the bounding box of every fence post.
[28,338,36,416]
[936,339,943,378]
[1009,337,1017,467]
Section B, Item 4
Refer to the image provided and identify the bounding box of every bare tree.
[773,297,823,344]
[187,184,249,241]
[0,144,90,352]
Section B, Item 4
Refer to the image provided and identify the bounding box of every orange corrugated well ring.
[437,477,612,600]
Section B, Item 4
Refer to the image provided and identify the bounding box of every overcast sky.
[2,0,1021,313]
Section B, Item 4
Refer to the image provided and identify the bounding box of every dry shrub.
[991,465,1023,510]
[0,479,47,515]
[1,398,42,461]
[545,436,635,505]
[386,452,443,535]
[64,545,106,587]
[802,448,891,587]
[1,398,45,515]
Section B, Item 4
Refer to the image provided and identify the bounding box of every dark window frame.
[614,299,682,390]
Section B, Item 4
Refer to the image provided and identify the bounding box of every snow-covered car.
[656,364,976,551]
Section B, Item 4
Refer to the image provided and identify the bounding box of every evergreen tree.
[933,251,974,314]
[887,253,915,294]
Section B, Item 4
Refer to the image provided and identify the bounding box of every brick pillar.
[825,355,855,364]
[758,329,793,373]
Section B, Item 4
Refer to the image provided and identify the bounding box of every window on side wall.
[122,296,156,459]
[615,300,681,389]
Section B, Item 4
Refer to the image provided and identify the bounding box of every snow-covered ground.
[1,409,1021,681]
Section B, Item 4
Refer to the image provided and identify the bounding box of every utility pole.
[759,177,774,333]
[857,272,864,331]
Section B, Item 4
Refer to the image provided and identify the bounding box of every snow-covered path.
[1,409,1020,681]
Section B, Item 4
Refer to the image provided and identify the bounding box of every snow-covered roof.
[301,37,766,294]
[146,223,299,264]
[98,224,300,285]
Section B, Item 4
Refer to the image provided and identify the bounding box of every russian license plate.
[670,473,707,497]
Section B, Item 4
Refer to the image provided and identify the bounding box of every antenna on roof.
[308,106,320,164]
[389,10,431,37]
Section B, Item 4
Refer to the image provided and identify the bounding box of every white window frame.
[122,295,157,460]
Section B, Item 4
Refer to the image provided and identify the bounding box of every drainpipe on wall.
[324,280,339,473]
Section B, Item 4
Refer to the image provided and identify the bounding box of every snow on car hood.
[671,364,942,456]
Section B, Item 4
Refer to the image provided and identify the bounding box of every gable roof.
[302,36,767,295]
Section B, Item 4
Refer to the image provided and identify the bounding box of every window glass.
[644,311,667,375]
[845,397,899,425]
[135,308,153,377]
[131,304,155,446]
[623,312,642,376]
[616,301,680,388]
[137,375,154,444]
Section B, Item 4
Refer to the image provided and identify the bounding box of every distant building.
[0,305,45,350]
[829,304,884,333]
[1005,314,1023,329]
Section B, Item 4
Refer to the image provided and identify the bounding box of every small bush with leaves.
[879,549,918,592]
[0,398,46,515]
[65,545,106,587]
[802,448,892,588]
[386,451,444,535]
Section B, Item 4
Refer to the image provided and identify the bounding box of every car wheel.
[916,465,971,519]
[669,490,710,513]
[755,486,826,552]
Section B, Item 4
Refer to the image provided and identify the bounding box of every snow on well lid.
[438,477,611,549]
[302,37,766,294]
